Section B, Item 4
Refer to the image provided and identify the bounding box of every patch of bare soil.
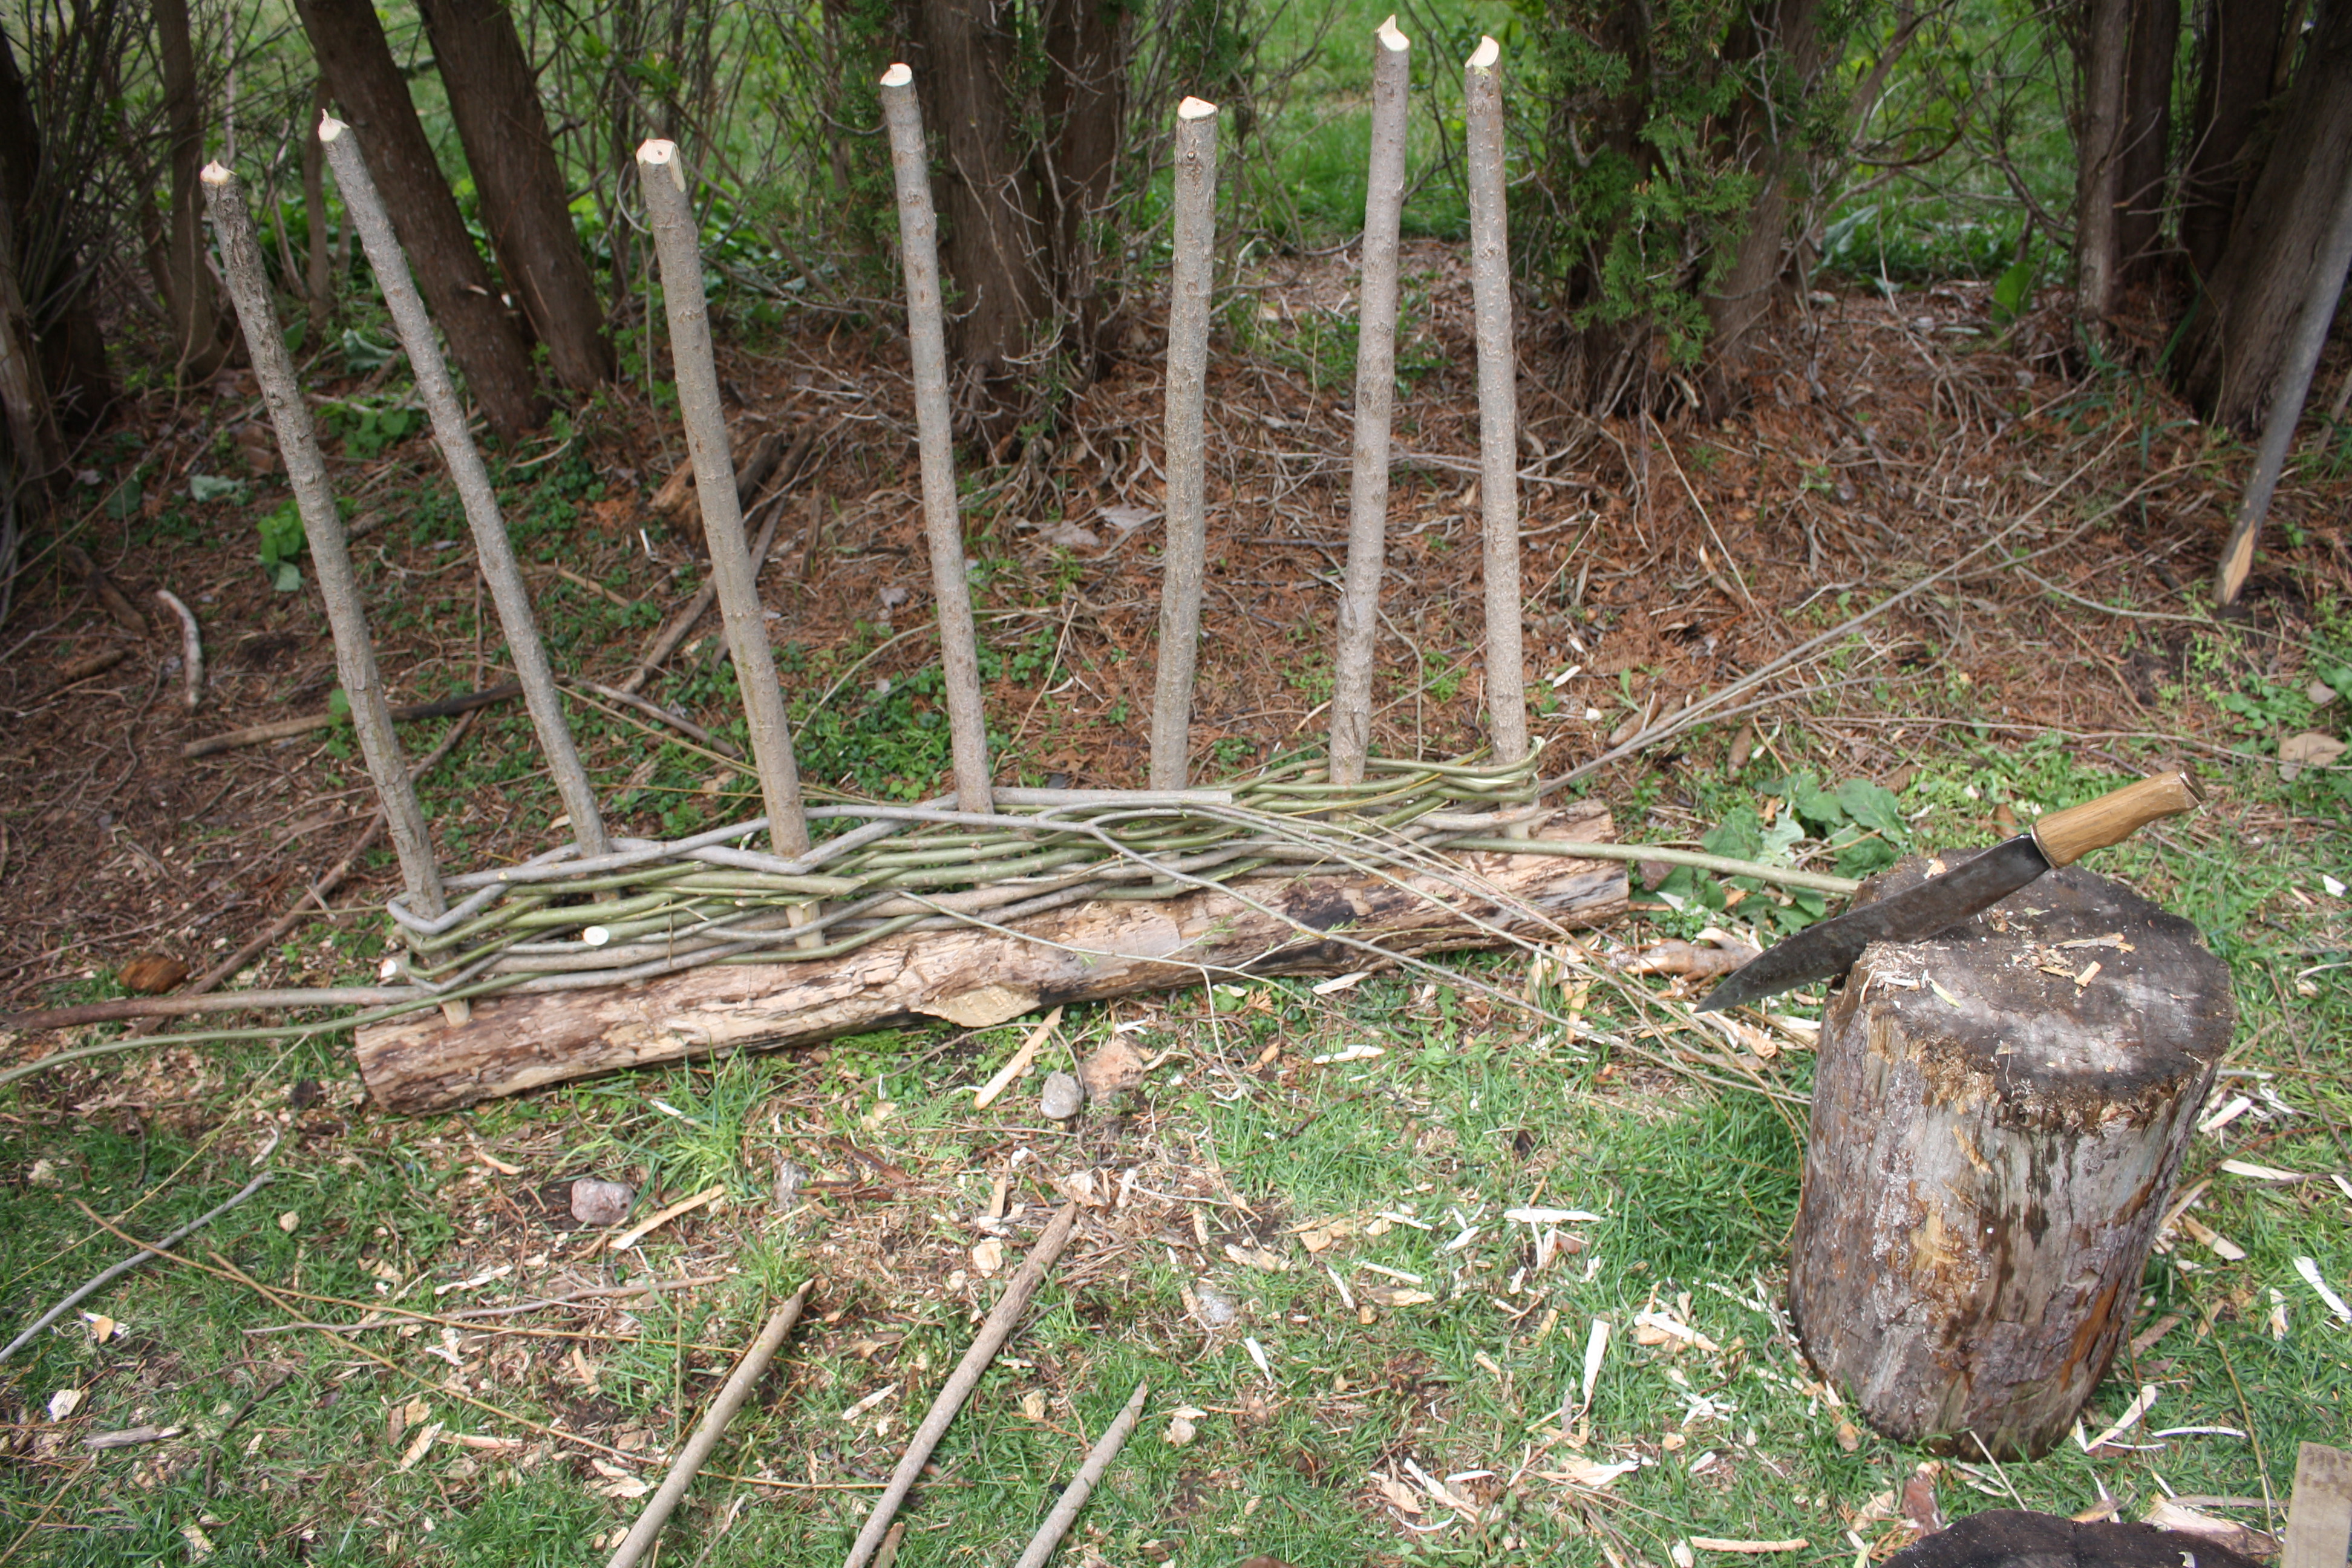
[2,247,2346,1018]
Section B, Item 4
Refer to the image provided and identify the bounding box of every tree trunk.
[352,804,1628,1112]
[2177,0,2352,431]
[293,0,544,442]
[900,0,1050,443]
[2073,0,2132,335]
[1036,0,1127,373]
[2179,0,2285,286]
[304,77,334,343]
[154,0,235,382]
[1543,0,1664,413]
[0,186,65,481]
[414,0,612,391]
[1788,861,2230,1459]
[0,21,113,437]
[2115,0,2180,285]
[1702,0,1827,408]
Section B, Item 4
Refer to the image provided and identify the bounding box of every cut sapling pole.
[840,1202,1079,1568]
[319,116,613,859]
[199,160,446,919]
[878,64,994,813]
[1010,1379,1151,1568]
[1149,96,1219,788]
[1465,37,1529,803]
[638,138,813,857]
[1328,17,1411,786]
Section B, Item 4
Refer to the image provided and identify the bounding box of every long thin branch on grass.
[322,117,612,860]
[1,1164,275,1363]
[1328,16,1413,786]
[200,162,446,918]
[62,1206,655,1468]
[1011,1380,1150,1568]
[605,1284,808,1568]
[841,1203,1079,1568]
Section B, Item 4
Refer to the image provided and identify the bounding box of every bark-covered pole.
[321,116,612,859]
[1465,38,1529,783]
[878,64,994,814]
[1008,1380,1151,1568]
[637,139,812,856]
[2213,159,2352,606]
[200,162,445,916]
[1328,17,1411,787]
[1148,97,1220,789]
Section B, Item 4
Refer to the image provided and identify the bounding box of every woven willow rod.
[1329,16,1411,786]
[637,139,813,856]
[878,64,994,814]
[1465,39,1530,811]
[321,116,612,859]
[200,162,446,916]
[1149,97,1219,789]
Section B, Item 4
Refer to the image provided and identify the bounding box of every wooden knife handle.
[2032,771,2202,867]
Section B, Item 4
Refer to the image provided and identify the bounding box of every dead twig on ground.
[841,1201,1080,1568]
[179,681,519,759]
[1011,1379,1150,1568]
[1,1155,276,1363]
[604,1284,809,1568]
[188,708,483,995]
[153,590,202,710]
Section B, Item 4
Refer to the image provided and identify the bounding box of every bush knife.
[1695,771,2201,1013]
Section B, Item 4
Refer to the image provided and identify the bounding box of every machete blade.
[1695,835,2053,1013]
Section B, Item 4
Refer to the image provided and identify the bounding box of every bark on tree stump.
[1788,858,2233,1459]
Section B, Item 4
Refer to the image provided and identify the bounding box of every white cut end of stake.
[318,113,345,142]
[1377,15,1409,50]
[200,160,232,186]
[636,138,676,166]
[581,926,611,947]
[881,62,913,87]
[1178,96,1218,120]
[1468,35,1500,70]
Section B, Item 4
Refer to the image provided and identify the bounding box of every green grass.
[5,561,2348,1565]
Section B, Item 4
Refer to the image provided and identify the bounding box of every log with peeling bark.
[354,802,1626,1112]
[1787,858,2233,1460]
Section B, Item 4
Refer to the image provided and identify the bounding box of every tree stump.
[1788,858,2233,1459]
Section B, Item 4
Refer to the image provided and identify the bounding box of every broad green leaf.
[1836,779,1906,839]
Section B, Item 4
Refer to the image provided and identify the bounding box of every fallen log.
[354,802,1627,1112]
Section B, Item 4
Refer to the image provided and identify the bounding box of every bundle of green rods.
[381,752,1545,998]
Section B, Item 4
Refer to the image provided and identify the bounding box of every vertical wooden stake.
[320,116,612,858]
[200,162,446,919]
[2213,160,2352,606]
[637,139,813,857]
[878,64,994,813]
[1465,38,1528,788]
[1149,97,1220,789]
[1328,17,1411,787]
